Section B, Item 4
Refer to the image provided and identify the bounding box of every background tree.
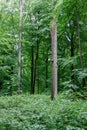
[18,0,24,94]
[0,0,87,96]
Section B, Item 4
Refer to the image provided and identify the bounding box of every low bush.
[0,93,87,130]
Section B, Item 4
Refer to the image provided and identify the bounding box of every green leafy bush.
[0,94,87,130]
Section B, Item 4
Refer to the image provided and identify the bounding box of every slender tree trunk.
[50,0,58,100]
[33,37,39,93]
[70,32,75,91]
[30,46,34,94]
[30,43,40,94]
[51,19,58,100]
[18,0,23,94]
[31,36,39,95]
[32,15,40,94]
[37,66,40,94]
[76,0,86,88]
[36,41,40,94]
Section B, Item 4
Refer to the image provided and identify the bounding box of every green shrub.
[0,94,87,130]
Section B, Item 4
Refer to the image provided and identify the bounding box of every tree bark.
[33,36,39,93]
[30,46,34,94]
[18,0,23,94]
[70,32,75,91]
[46,48,49,88]
[37,65,40,94]
[51,20,58,100]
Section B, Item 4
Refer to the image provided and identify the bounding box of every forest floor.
[0,91,87,130]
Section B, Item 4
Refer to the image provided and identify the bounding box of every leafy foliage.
[0,0,87,94]
[0,93,87,130]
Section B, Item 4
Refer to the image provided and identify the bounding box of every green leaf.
[54,0,63,19]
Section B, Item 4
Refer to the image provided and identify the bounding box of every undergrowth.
[0,92,87,130]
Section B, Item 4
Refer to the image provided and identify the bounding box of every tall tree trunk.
[18,0,23,94]
[37,65,40,94]
[33,37,39,93]
[46,47,49,88]
[50,0,58,100]
[36,39,40,94]
[70,32,75,91]
[30,46,34,94]
[76,0,85,88]
[32,13,40,94]
[51,19,58,100]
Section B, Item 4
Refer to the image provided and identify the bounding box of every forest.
[0,0,87,129]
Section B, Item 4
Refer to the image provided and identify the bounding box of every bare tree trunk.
[18,0,23,94]
[70,32,75,91]
[33,36,39,94]
[36,39,40,94]
[50,0,58,100]
[32,13,40,94]
[76,0,86,88]
[37,65,40,94]
[30,46,34,94]
[46,48,49,88]
[51,19,58,100]
[30,43,40,94]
